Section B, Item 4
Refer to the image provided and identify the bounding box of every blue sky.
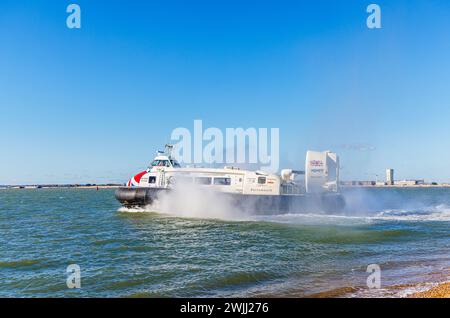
[1,0,450,184]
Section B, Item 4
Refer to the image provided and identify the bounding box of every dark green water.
[0,188,449,297]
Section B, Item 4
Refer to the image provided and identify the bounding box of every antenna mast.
[165,144,174,159]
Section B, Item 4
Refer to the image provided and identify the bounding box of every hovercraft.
[115,145,345,213]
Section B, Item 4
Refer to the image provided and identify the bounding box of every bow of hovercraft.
[115,186,168,208]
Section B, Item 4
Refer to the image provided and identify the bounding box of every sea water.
[0,187,449,297]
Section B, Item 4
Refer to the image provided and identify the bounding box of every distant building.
[395,180,425,186]
[340,181,376,187]
[360,181,376,186]
[386,169,394,185]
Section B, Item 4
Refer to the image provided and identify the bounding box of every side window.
[149,176,156,184]
[257,177,266,184]
[213,177,231,185]
[171,160,181,168]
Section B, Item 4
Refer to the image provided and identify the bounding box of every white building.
[395,180,425,186]
[386,168,394,185]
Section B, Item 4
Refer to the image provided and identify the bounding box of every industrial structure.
[386,168,394,185]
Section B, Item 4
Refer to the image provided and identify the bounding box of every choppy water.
[0,187,449,297]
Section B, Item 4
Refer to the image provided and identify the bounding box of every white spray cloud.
[146,182,250,221]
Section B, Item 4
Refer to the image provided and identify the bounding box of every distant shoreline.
[2,184,450,190]
[342,184,450,188]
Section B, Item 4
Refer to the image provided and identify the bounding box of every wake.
[118,203,450,225]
